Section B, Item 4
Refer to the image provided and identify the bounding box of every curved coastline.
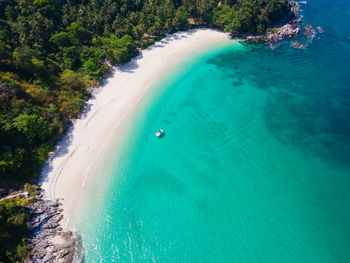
[40,28,232,230]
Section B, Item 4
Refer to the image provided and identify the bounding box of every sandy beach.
[40,29,231,229]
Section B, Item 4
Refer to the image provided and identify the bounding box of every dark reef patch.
[207,37,350,168]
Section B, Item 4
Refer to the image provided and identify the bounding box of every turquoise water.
[75,1,350,262]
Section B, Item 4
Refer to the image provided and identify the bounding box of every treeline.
[0,0,289,261]
[212,0,290,33]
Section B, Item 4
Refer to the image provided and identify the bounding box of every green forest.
[0,0,289,261]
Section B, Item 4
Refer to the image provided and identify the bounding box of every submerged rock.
[317,26,324,33]
[291,41,306,49]
[244,35,267,45]
[304,25,316,38]
[291,41,301,48]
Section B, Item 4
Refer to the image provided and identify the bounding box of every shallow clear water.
[74,1,350,262]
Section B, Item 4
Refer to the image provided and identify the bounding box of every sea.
[71,0,350,262]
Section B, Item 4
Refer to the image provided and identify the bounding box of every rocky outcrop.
[25,195,83,263]
[240,1,302,48]
[264,1,302,48]
[244,35,267,45]
[289,1,300,17]
[266,22,301,47]
[236,1,322,50]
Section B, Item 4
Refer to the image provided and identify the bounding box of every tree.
[12,47,34,77]
[212,5,234,30]
[12,113,53,142]
[50,31,70,47]
[175,6,189,29]
[102,34,138,64]
[81,58,100,79]
[62,46,81,69]
[66,22,91,45]
[0,149,24,175]
[31,58,47,80]
[59,69,84,91]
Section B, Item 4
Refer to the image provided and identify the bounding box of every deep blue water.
[74,1,350,262]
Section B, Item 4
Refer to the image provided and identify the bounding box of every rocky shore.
[25,193,83,263]
[242,1,303,48]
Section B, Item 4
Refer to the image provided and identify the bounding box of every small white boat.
[156,129,164,137]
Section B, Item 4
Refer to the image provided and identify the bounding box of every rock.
[291,41,305,49]
[45,222,59,229]
[57,249,74,263]
[57,248,70,259]
[55,214,64,223]
[37,240,51,249]
[304,25,316,38]
[317,26,324,33]
[266,22,301,45]
[289,1,300,17]
[291,41,301,48]
[62,231,73,239]
[42,254,55,263]
[25,191,83,263]
[53,202,60,208]
[33,208,45,215]
[244,35,266,45]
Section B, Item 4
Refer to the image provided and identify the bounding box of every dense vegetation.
[0,0,289,261]
[0,200,30,262]
[212,0,290,33]
[0,185,38,262]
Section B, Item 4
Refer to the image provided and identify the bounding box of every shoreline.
[40,28,232,230]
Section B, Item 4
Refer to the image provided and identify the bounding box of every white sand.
[40,29,231,229]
